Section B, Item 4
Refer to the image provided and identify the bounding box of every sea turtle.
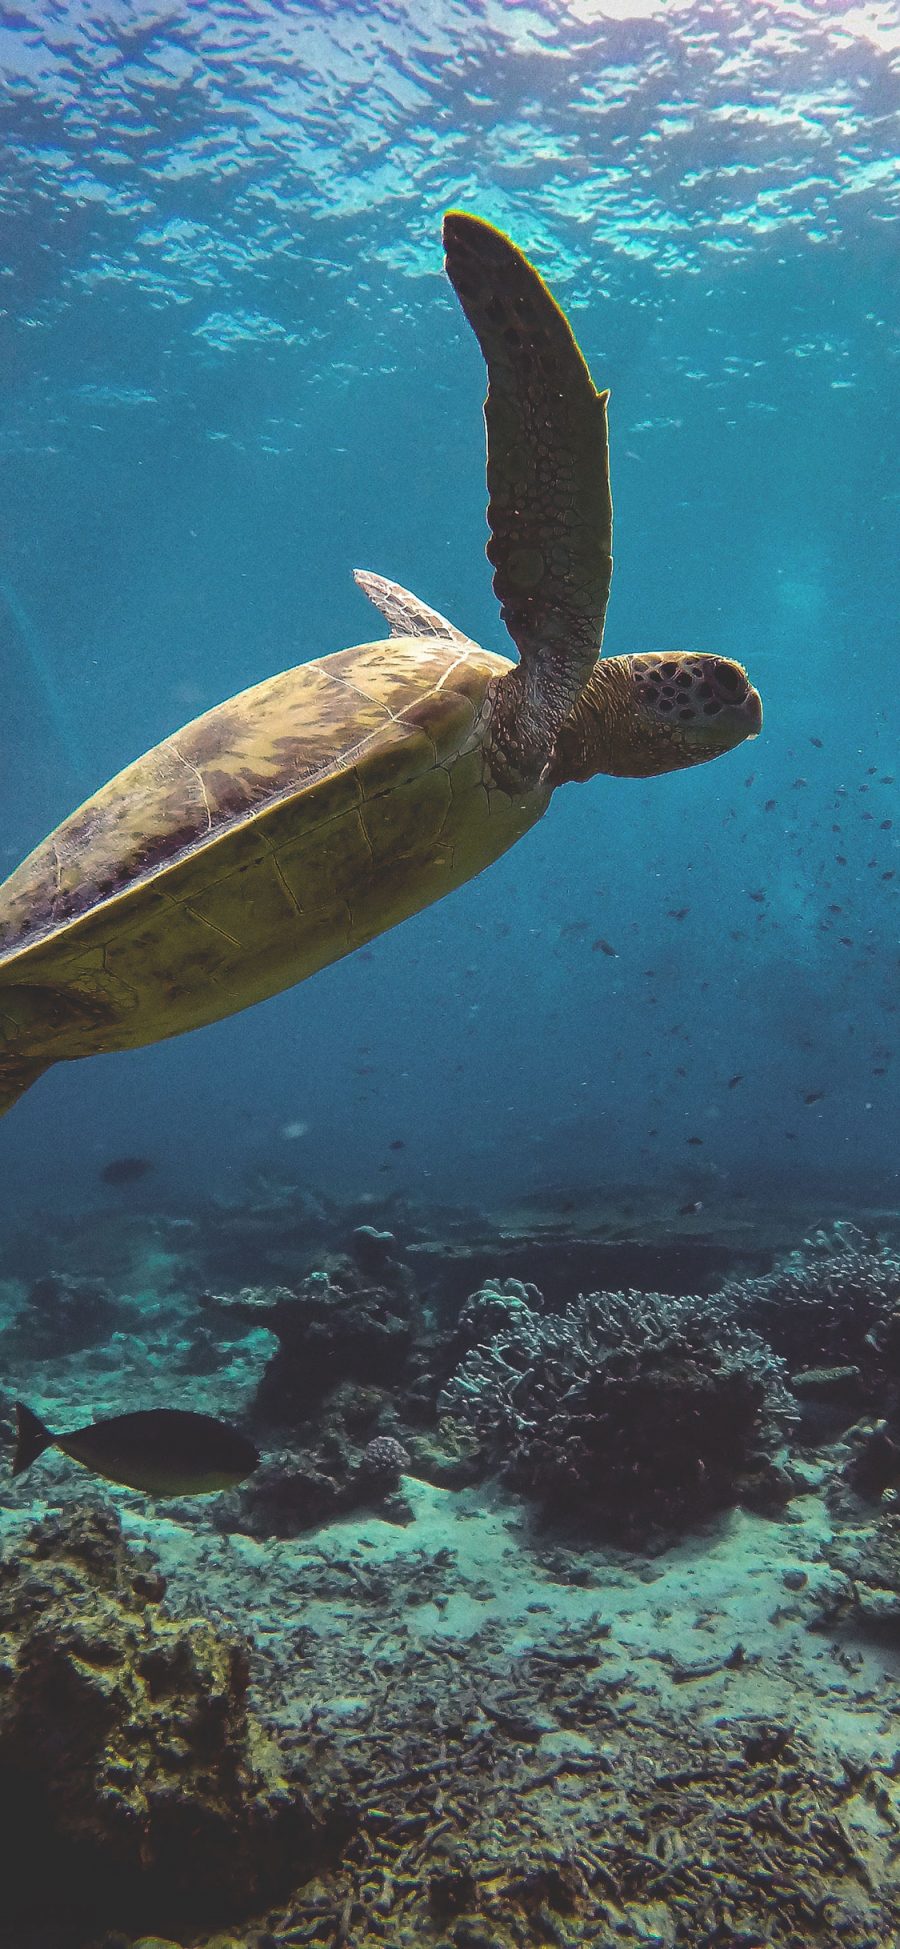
[0,213,762,1119]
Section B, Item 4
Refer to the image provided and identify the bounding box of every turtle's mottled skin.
[0,214,762,1118]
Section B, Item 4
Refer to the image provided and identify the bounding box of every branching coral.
[440,1285,795,1537]
[717,1222,900,1384]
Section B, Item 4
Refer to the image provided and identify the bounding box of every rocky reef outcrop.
[0,1505,346,1945]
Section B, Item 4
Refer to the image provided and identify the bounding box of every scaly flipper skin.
[443,211,612,782]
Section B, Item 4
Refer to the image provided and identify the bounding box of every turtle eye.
[710,658,748,698]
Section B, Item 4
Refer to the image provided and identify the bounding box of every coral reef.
[452,1276,545,1352]
[718,1222,900,1401]
[356,1434,412,1488]
[0,1270,125,1358]
[201,1257,417,1428]
[0,1505,345,1942]
[440,1285,795,1537]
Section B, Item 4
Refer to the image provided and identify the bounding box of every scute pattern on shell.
[0,636,504,963]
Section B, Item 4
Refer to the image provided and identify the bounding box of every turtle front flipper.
[443,211,612,783]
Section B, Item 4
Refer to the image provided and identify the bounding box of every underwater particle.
[591,936,618,955]
[100,1154,154,1184]
[12,1401,259,1496]
[281,1118,310,1139]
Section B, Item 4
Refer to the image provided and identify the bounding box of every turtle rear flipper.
[353,570,469,644]
[0,1052,49,1118]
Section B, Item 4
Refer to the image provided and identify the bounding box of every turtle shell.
[0,636,548,1069]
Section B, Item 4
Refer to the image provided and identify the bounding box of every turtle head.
[548,651,762,783]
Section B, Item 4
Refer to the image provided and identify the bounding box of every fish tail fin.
[13,1401,54,1476]
[0,1054,49,1120]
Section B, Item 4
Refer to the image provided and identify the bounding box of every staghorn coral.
[0,1503,344,1942]
[717,1222,900,1388]
[440,1285,795,1537]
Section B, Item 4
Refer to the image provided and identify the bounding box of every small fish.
[809,736,823,748]
[388,1138,406,1151]
[764,799,777,812]
[100,1156,154,1185]
[592,937,618,956]
[748,890,767,904]
[678,1199,704,1215]
[667,907,690,921]
[686,1135,704,1146]
[12,1402,259,1498]
[727,1073,744,1089]
[802,1090,825,1105]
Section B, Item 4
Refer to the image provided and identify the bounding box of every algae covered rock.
[0,1504,342,1942]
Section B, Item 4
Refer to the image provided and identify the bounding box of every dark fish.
[677,1199,703,1215]
[100,1156,154,1185]
[727,1073,744,1089]
[667,907,690,920]
[802,1090,825,1104]
[764,799,777,812]
[388,1138,406,1151]
[12,1402,259,1498]
[592,938,618,956]
[686,1136,704,1146]
[809,736,823,748]
[748,890,766,904]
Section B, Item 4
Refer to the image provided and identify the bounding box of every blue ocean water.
[1,0,897,1224]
